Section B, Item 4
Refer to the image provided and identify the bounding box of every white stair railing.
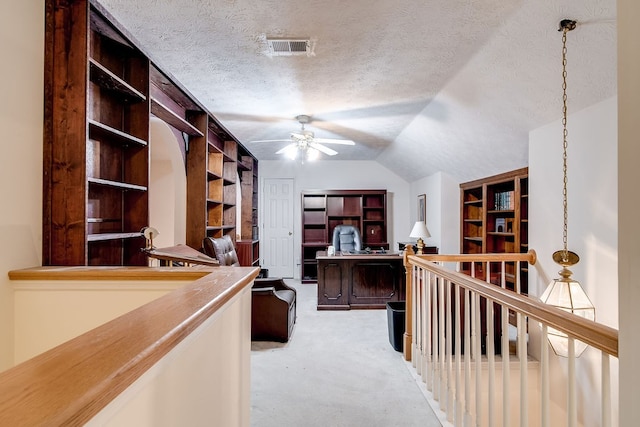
[403,249,618,427]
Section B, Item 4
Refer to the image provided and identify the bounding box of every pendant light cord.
[560,23,571,263]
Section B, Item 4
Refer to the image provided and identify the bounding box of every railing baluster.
[472,291,481,427]
[426,269,433,389]
[412,266,418,370]
[487,297,495,427]
[500,261,510,427]
[431,272,441,400]
[446,279,454,420]
[424,269,430,380]
[464,288,472,426]
[518,312,528,427]
[568,338,576,427]
[415,267,422,376]
[440,275,447,408]
[602,352,611,427]
[452,282,461,426]
[421,269,429,383]
[470,266,477,362]
[433,278,444,406]
[541,324,549,427]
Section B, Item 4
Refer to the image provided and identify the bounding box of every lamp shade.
[540,271,595,357]
[409,221,431,240]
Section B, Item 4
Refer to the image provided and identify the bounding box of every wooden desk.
[316,251,406,310]
[397,242,438,254]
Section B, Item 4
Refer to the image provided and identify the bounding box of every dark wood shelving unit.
[236,151,260,266]
[44,0,150,266]
[44,0,258,266]
[150,98,204,136]
[459,167,529,293]
[301,189,388,283]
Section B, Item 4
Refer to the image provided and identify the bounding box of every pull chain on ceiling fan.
[251,114,355,160]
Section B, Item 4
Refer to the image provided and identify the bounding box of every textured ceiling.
[97,0,616,182]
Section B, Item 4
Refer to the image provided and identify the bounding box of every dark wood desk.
[316,251,406,310]
[397,242,438,254]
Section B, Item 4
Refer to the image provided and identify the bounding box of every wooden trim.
[8,266,217,281]
[0,266,259,425]
[407,254,618,358]
[459,167,529,189]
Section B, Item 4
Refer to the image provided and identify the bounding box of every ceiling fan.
[251,115,355,160]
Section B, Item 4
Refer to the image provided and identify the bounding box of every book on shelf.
[494,191,515,210]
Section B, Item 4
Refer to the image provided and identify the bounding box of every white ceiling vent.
[266,38,311,56]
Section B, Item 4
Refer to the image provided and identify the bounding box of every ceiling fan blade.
[275,143,298,155]
[312,138,355,145]
[309,142,338,156]
[250,139,291,143]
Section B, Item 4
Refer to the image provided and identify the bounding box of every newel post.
[403,245,415,361]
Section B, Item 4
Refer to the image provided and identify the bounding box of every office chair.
[203,236,296,342]
[332,225,362,252]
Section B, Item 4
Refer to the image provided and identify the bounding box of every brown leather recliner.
[203,236,296,342]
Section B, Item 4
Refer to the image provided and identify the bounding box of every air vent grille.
[266,38,311,56]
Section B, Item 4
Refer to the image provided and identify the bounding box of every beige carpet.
[250,280,442,427]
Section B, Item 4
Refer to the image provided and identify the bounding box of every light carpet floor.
[250,280,442,427]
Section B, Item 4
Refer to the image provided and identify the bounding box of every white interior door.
[262,178,294,278]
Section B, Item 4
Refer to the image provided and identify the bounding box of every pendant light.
[539,19,595,358]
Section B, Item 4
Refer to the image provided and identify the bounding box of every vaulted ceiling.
[97,0,616,182]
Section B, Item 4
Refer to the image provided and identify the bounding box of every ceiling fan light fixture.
[250,114,354,159]
[306,147,320,161]
[283,144,299,160]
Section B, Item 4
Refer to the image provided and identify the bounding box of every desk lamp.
[409,221,431,254]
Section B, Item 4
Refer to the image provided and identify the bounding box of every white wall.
[410,171,460,255]
[149,118,187,248]
[529,96,618,426]
[13,279,187,363]
[88,288,251,427]
[0,0,44,370]
[259,160,410,278]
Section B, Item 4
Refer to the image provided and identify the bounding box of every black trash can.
[386,301,406,352]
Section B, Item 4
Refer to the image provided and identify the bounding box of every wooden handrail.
[407,249,537,265]
[406,253,618,358]
[0,266,259,426]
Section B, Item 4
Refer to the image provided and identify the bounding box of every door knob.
[289,231,293,236]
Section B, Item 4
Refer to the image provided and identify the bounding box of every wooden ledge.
[0,266,259,426]
[8,266,217,281]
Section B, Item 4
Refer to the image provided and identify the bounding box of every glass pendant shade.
[540,267,595,357]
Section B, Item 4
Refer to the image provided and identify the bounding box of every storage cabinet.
[459,167,528,293]
[301,190,388,283]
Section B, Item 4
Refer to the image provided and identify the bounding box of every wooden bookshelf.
[459,167,529,293]
[44,1,149,265]
[44,0,258,266]
[301,190,388,282]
